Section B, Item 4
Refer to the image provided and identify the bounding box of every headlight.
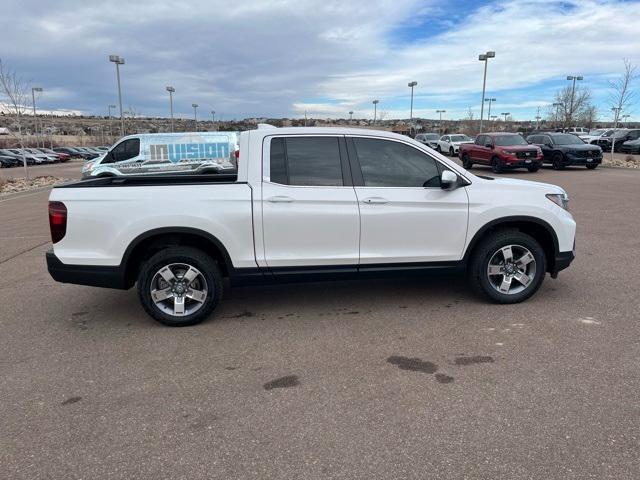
[546,193,569,211]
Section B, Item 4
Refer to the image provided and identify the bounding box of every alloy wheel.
[486,244,537,295]
[150,263,208,317]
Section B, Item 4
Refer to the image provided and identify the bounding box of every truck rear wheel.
[468,230,546,304]
[137,247,223,326]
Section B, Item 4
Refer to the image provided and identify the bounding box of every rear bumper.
[46,249,129,289]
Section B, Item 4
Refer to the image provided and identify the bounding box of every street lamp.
[108,54,125,136]
[166,86,175,132]
[31,87,43,147]
[484,97,496,129]
[621,114,630,125]
[566,75,583,128]
[552,102,563,130]
[192,103,199,131]
[349,111,354,122]
[408,81,417,130]
[501,112,510,122]
[478,50,496,133]
[372,99,379,124]
[436,109,446,133]
[490,115,497,122]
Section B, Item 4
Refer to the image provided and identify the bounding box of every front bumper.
[564,154,602,166]
[46,249,129,289]
[551,249,575,278]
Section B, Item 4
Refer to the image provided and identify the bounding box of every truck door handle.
[267,195,294,203]
[361,197,389,205]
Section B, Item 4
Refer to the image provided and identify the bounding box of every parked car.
[565,127,589,136]
[53,147,90,159]
[37,148,70,162]
[0,149,35,165]
[459,133,543,173]
[415,133,440,149]
[527,132,602,169]
[73,147,101,159]
[2,149,44,165]
[24,148,58,163]
[82,132,238,179]
[580,128,612,144]
[594,129,640,152]
[620,138,640,154]
[0,155,21,167]
[436,134,473,156]
[47,127,576,326]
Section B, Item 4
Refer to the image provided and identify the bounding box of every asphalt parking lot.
[1,162,640,479]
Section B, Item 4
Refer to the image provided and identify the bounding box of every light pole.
[372,100,379,124]
[535,106,542,130]
[566,75,583,128]
[349,111,354,122]
[552,102,563,130]
[31,87,43,147]
[408,81,417,132]
[622,114,630,126]
[107,104,116,138]
[484,97,496,129]
[108,55,125,137]
[166,86,175,132]
[436,109,446,134]
[490,115,497,123]
[501,112,510,122]
[478,51,496,134]
[192,103,199,131]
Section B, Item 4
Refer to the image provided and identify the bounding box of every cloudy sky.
[2,0,639,121]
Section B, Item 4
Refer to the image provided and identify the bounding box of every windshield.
[553,134,585,145]
[423,134,439,140]
[613,130,630,138]
[450,135,471,142]
[588,129,605,135]
[494,135,528,146]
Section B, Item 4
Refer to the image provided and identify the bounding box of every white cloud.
[1,0,639,120]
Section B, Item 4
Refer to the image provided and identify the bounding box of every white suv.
[436,134,473,155]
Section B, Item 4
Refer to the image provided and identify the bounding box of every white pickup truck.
[47,127,576,326]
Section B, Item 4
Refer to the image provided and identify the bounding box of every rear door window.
[269,137,344,186]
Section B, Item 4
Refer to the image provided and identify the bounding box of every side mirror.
[484,142,493,149]
[440,170,458,189]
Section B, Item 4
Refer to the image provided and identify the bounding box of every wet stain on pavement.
[435,373,454,384]
[263,375,299,390]
[387,356,438,374]
[71,311,88,317]
[61,396,82,406]
[455,355,494,366]
[225,366,238,371]
[224,310,254,319]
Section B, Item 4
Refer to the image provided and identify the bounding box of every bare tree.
[551,85,594,130]
[0,59,31,177]
[607,59,637,159]
[462,107,477,135]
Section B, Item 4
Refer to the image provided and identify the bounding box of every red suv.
[459,133,543,173]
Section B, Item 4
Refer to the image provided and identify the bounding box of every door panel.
[349,136,469,264]
[261,136,359,267]
[355,186,469,263]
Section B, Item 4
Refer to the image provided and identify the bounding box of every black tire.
[468,229,546,304]
[137,246,223,327]
[491,156,503,174]
[527,164,540,172]
[436,145,441,153]
[586,164,598,170]
[552,153,565,170]
[449,147,455,156]
[462,153,473,169]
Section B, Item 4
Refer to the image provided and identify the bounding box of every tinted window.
[552,134,584,145]
[106,138,140,163]
[353,138,441,188]
[528,136,539,144]
[270,137,343,186]
[475,135,485,145]
[269,137,287,184]
[494,135,528,146]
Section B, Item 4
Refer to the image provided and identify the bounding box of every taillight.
[48,201,67,243]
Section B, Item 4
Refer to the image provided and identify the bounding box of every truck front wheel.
[469,230,546,304]
[137,247,223,326]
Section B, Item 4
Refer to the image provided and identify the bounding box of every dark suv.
[527,132,602,170]
[593,129,640,152]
